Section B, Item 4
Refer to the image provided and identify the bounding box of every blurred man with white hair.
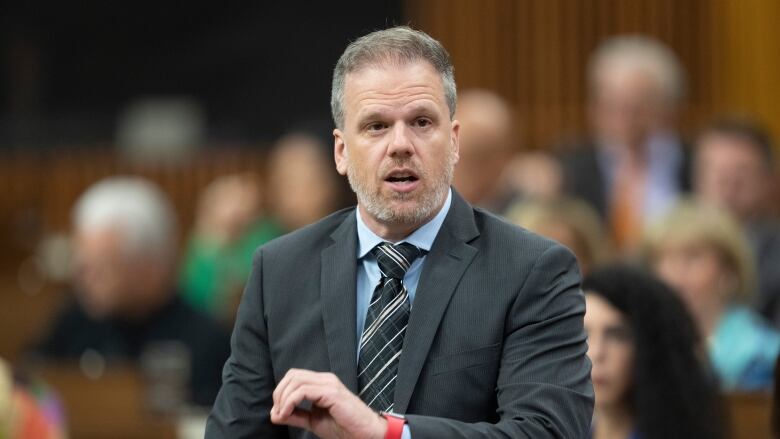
[33,177,230,407]
[560,35,691,252]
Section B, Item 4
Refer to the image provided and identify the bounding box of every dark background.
[0,1,403,147]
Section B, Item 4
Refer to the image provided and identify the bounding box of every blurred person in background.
[693,116,780,325]
[643,200,780,390]
[452,89,520,213]
[583,265,724,439]
[560,35,690,252]
[31,177,230,407]
[267,132,344,232]
[0,358,65,439]
[506,197,612,275]
[180,173,282,323]
[502,150,563,203]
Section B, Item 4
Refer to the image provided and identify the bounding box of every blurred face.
[73,229,134,318]
[270,144,338,230]
[198,175,262,244]
[590,68,669,151]
[453,97,512,205]
[334,61,459,232]
[653,240,730,315]
[73,228,170,319]
[585,294,635,410]
[695,134,771,222]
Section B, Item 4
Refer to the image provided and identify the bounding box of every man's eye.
[367,122,386,131]
[414,118,432,128]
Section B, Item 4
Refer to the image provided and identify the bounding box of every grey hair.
[589,35,686,105]
[73,177,178,261]
[331,26,457,130]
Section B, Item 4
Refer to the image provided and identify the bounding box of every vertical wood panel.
[405,0,780,152]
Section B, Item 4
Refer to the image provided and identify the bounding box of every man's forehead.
[344,59,443,91]
[342,61,446,116]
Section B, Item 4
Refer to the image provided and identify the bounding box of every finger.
[274,368,317,412]
[278,384,322,418]
[277,370,331,414]
[272,368,298,410]
[271,407,312,430]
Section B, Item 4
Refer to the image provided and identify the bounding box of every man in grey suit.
[206,26,593,438]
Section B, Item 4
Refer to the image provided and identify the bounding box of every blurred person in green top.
[180,133,344,323]
[180,172,282,323]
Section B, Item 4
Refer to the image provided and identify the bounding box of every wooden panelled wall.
[405,0,780,152]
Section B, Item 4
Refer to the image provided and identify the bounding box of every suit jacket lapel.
[394,191,480,413]
[321,212,359,393]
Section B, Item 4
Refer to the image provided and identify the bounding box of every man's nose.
[387,122,414,157]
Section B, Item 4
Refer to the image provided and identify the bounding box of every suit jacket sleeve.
[205,248,287,438]
[405,244,594,438]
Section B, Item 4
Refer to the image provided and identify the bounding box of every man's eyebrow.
[356,109,389,123]
[354,102,440,125]
[404,102,438,115]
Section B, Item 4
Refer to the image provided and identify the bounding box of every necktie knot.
[371,242,423,280]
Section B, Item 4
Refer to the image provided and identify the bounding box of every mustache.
[379,158,425,177]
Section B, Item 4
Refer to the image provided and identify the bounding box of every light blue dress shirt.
[355,189,452,439]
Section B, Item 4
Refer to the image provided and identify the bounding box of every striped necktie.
[358,241,422,411]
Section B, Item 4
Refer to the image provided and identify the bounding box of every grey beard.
[346,155,455,226]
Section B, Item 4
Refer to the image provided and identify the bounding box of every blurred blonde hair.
[641,199,756,300]
[506,197,612,272]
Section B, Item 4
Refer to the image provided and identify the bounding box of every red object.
[382,412,406,439]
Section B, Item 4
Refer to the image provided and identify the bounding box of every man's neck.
[357,205,435,242]
[357,195,447,242]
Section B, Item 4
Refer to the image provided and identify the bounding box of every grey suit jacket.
[206,191,594,438]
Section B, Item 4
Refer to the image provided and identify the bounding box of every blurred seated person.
[642,200,780,390]
[179,173,282,322]
[267,132,344,232]
[560,35,690,251]
[32,177,230,407]
[583,265,724,439]
[0,357,65,439]
[453,89,520,213]
[693,116,780,325]
[503,150,563,203]
[506,197,611,275]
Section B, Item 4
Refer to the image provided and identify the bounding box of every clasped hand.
[271,369,388,439]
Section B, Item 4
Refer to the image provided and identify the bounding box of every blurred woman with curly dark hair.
[583,265,725,439]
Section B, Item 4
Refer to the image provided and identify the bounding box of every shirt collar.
[356,188,452,259]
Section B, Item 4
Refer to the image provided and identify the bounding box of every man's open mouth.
[386,175,418,183]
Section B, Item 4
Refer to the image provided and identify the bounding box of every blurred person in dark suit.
[560,36,690,251]
[32,177,230,407]
[583,265,724,439]
[693,117,780,325]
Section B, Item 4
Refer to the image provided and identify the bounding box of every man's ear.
[450,119,461,165]
[333,128,348,176]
